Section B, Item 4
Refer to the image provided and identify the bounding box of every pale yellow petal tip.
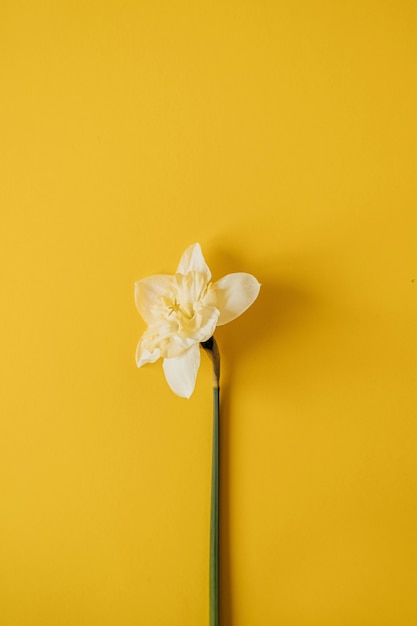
[136,343,161,368]
[176,243,211,280]
[162,345,200,398]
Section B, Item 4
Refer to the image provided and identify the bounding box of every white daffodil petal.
[164,333,196,358]
[136,339,161,367]
[176,243,211,281]
[134,274,173,324]
[214,272,260,325]
[189,305,220,343]
[162,344,201,398]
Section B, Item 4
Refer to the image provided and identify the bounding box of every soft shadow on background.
[211,249,318,625]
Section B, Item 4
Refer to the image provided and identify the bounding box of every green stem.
[210,385,220,626]
[201,337,220,626]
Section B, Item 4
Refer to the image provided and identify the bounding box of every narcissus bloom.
[135,243,260,398]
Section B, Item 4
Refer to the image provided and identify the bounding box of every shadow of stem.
[215,274,316,625]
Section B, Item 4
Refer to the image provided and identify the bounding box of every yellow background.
[1,1,416,624]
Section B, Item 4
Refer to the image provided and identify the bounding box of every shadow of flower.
[209,251,317,625]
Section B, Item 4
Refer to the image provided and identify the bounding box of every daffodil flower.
[135,243,260,398]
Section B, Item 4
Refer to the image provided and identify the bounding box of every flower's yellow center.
[157,272,215,338]
[167,296,194,321]
[168,299,181,316]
